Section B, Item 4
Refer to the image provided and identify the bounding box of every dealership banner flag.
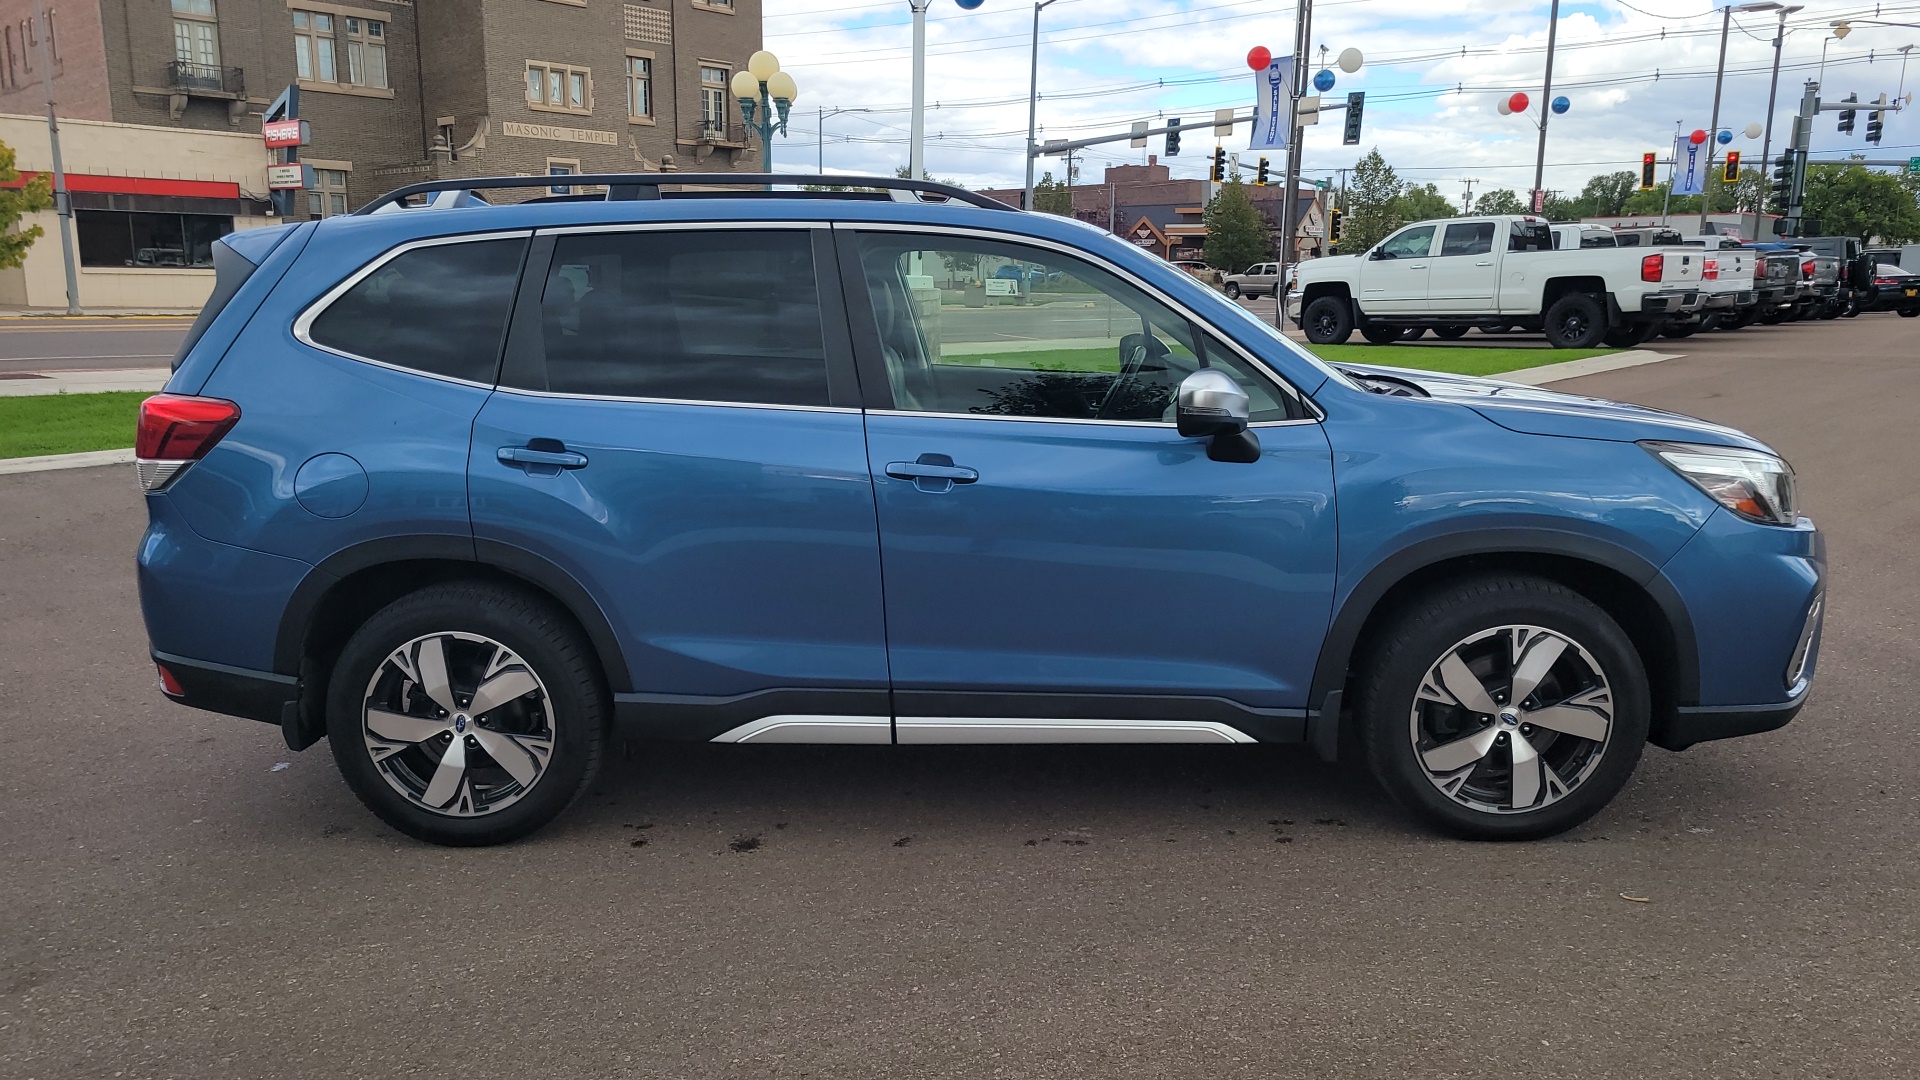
[1250,58,1295,152]
[1673,137,1707,196]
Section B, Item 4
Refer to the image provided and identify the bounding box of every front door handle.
[498,441,588,477]
[1474,260,1494,266]
[886,453,978,493]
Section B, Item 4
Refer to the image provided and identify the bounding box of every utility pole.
[32,0,79,315]
[1022,0,1060,210]
[1276,0,1312,325]
[1700,3,1734,233]
[1460,177,1479,213]
[1530,0,1561,213]
[1661,119,1680,224]
[1758,5,1802,240]
[908,0,929,180]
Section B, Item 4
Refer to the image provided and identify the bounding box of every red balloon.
[1248,46,1272,71]
[1690,128,1708,144]
[1508,92,1530,114]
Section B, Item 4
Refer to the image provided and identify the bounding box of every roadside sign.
[1909,156,1920,175]
[1213,109,1235,137]
[266,163,312,190]
[1296,95,1321,126]
[262,118,309,148]
[1130,121,1148,148]
[984,279,1016,296]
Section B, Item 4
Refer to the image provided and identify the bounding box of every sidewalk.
[0,309,199,319]
[0,367,170,396]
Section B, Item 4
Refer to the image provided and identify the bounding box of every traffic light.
[1329,208,1342,242]
[1210,146,1227,183]
[1342,92,1366,146]
[1641,152,1657,190]
[1721,150,1741,184]
[1256,156,1270,185]
[1868,98,1886,144]
[1769,151,1795,215]
[1838,93,1858,135]
[1164,117,1181,157]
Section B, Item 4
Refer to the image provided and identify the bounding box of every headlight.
[1643,441,1797,525]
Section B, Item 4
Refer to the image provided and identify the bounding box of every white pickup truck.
[1662,235,1758,336]
[1288,215,1705,349]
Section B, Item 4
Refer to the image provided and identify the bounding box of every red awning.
[1,172,243,199]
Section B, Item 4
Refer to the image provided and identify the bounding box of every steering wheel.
[1095,333,1168,419]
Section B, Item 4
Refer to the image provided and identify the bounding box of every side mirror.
[1176,370,1261,463]
[1368,248,1387,260]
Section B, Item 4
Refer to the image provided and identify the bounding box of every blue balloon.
[1550,95,1570,115]
[955,0,985,8]
[1716,127,1734,144]
[1313,68,1336,93]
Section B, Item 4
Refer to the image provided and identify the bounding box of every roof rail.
[355,173,1016,215]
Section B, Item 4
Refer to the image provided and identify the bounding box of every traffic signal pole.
[1276,0,1312,327]
[1700,3,1733,234]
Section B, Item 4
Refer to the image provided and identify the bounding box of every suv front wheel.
[327,583,608,846]
[1357,575,1649,840]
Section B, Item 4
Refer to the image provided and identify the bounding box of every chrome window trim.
[291,229,536,389]
[535,220,826,237]
[862,407,1319,430]
[833,220,1324,424]
[492,386,857,414]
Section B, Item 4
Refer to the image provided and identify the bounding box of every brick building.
[0,0,763,305]
[980,160,1330,268]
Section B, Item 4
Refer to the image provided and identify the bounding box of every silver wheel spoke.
[1509,631,1569,705]
[1509,730,1543,808]
[473,728,549,787]
[365,707,451,746]
[1423,726,1499,774]
[412,636,461,716]
[421,733,468,808]
[1436,652,1500,715]
[1524,697,1611,742]
[468,668,539,718]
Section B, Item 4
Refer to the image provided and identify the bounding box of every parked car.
[1289,215,1705,348]
[1224,261,1281,299]
[1551,224,1618,249]
[1861,263,1920,316]
[140,172,1824,846]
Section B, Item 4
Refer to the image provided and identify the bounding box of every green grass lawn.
[0,391,146,459]
[1305,344,1616,376]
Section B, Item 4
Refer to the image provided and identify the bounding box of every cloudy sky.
[763,0,1920,201]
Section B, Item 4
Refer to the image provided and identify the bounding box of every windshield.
[1194,279,1352,392]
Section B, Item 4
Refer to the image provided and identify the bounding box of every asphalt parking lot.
[2,315,1917,1079]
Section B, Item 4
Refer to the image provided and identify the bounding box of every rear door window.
[1439,222,1495,257]
[306,236,527,383]
[1508,221,1553,251]
[502,228,832,407]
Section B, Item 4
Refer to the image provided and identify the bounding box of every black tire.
[1818,300,1843,320]
[1542,292,1608,349]
[1481,323,1514,335]
[1601,320,1660,348]
[1359,322,1402,345]
[1400,327,1427,341]
[1660,322,1698,340]
[1758,306,1789,325]
[1724,308,1759,330]
[1224,282,1242,299]
[327,582,608,846]
[1901,307,1920,318]
[1434,325,1471,340]
[1302,295,1355,345]
[1841,297,1863,317]
[1696,312,1722,333]
[1357,575,1651,841]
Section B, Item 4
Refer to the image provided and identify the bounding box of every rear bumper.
[1642,290,1703,314]
[153,650,296,726]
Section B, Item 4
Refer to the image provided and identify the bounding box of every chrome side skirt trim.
[895,717,1256,745]
[709,715,892,744]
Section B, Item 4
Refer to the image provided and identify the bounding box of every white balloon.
[1338,47,1363,74]
[1744,122,1763,140]
[1496,96,1513,116]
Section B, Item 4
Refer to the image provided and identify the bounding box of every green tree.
[1342,148,1403,251]
[1573,171,1637,218]
[1394,182,1456,223]
[1032,170,1073,216]
[1202,176,1272,273]
[1802,162,1920,242]
[1472,188,1527,215]
[0,139,50,269]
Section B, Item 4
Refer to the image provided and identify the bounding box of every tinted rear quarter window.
[504,229,830,407]
[1508,222,1552,252]
[307,236,527,384]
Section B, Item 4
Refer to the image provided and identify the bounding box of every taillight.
[156,663,184,697]
[1803,259,1816,277]
[1641,253,1664,282]
[1703,258,1719,281]
[136,393,239,492]
[1875,276,1898,285]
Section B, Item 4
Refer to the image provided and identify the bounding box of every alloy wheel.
[361,632,556,817]
[1408,625,1614,815]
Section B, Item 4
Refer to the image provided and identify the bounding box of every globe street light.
[733,51,797,175]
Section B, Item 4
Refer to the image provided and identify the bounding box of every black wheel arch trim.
[273,534,635,692]
[1305,525,1701,753]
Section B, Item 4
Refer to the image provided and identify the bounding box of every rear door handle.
[886,454,978,493]
[498,442,588,477]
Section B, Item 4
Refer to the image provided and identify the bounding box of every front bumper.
[1642,290,1704,314]
[1284,292,1303,321]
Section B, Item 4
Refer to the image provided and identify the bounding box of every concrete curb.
[0,368,171,397]
[0,448,134,476]
[1499,349,1684,385]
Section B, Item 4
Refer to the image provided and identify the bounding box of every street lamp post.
[1757,4,1801,239]
[732,51,797,176]
[1699,4,1786,234]
[818,106,872,173]
[1819,21,1852,84]
[1531,0,1561,212]
[1022,0,1061,210]
[31,0,78,315]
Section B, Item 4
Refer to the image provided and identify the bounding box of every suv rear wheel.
[1224,282,1242,299]
[327,583,607,846]
[1357,575,1649,840]
[1302,295,1354,344]
[1542,293,1608,349]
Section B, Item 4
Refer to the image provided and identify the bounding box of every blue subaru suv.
[137,174,1824,845]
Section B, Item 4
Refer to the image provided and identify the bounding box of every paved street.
[2,315,1916,1079]
[0,318,191,377]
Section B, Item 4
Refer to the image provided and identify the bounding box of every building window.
[526,61,590,115]
[307,169,349,217]
[344,17,386,89]
[291,11,335,82]
[173,0,220,72]
[626,55,651,120]
[548,159,577,195]
[75,210,233,269]
[694,0,733,10]
[699,65,728,135]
